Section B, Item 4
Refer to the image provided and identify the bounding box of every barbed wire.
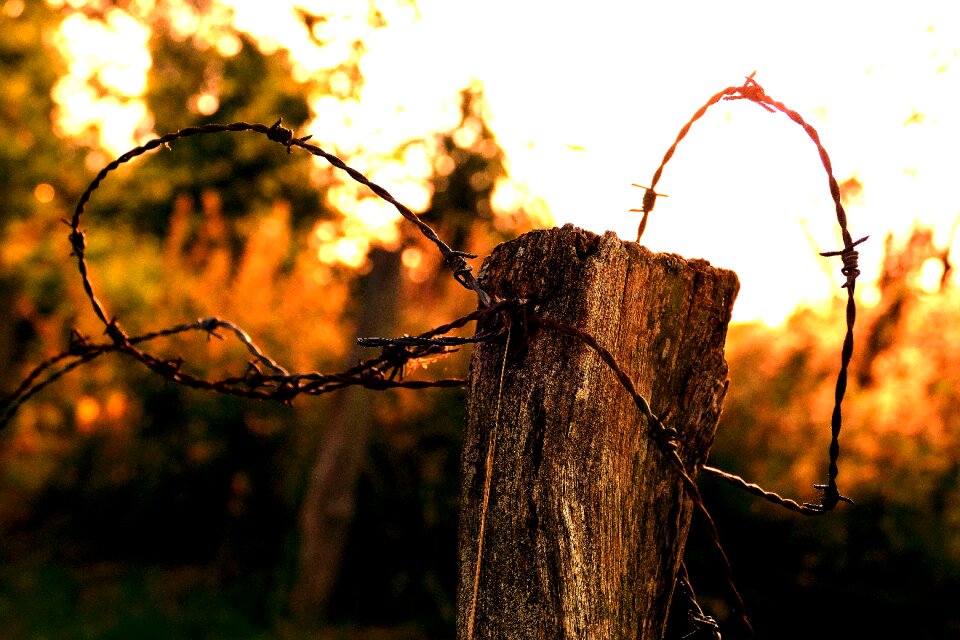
[0,73,865,636]
[0,119,499,430]
[675,562,722,640]
[634,71,862,515]
[0,313,475,429]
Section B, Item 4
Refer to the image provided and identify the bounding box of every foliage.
[2,2,958,638]
[0,1,86,223]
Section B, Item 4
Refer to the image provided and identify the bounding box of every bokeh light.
[33,183,55,204]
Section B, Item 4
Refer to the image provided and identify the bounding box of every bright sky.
[49,0,960,325]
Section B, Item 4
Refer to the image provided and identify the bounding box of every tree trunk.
[293,247,402,618]
[457,225,739,639]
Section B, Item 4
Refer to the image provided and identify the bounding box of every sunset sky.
[47,0,960,324]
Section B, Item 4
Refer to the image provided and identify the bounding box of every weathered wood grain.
[458,224,739,639]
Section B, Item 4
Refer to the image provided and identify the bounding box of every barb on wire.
[635,71,865,515]
[722,71,775,112]
[820,235,869,291]
[674,563,722,640]
[629,184,668,243]
[0,309,483,430]
[199,317,290,376]
[267,117,312,152]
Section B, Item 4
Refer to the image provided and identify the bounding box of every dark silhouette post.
[293,247,402,617]
[457,225,739,638]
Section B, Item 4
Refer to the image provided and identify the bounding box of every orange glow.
[74,395,100,432]
[917,257,946,293]
[318,236,369,269]
[3,0,24,19]
[33,183,55,204]
[190,92,219,116]
[402,246,432,283]
[401,247,422,270]
[351,198,402,247]
[104,391,128,421]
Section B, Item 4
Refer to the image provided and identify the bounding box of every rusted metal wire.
[0,309,481,429]
[0,119,501,430]
[630,184,668,242]
[68,120,490,320]
[701,465,852,516]
[674,562,722,640]
[636,72,863,514]
[1,349,110,427]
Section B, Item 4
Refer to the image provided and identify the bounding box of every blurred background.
[1,1,959,638]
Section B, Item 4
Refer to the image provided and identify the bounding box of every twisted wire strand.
[634,83,741,243]
[2,350,78,410]
[702,465,824,516]
[0,303,490,430]
[637,72,862,513]
[0,350,110,427]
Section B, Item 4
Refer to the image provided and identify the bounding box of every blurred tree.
[0,2,107,554]
[0,1,86,222]
[293,85,533,624]
[85,6,324,237]
[858,228,939,386]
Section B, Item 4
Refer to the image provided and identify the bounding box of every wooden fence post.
[457,224,739,639]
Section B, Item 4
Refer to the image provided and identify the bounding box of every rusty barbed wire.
[701,465,852,516]
[635,71,863,514]
[0,119,501,431]
[0,311,475,430]
[1,348,109,428]
[674,562,722,640]
[629,184,668,241]
[68,120,490,322]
